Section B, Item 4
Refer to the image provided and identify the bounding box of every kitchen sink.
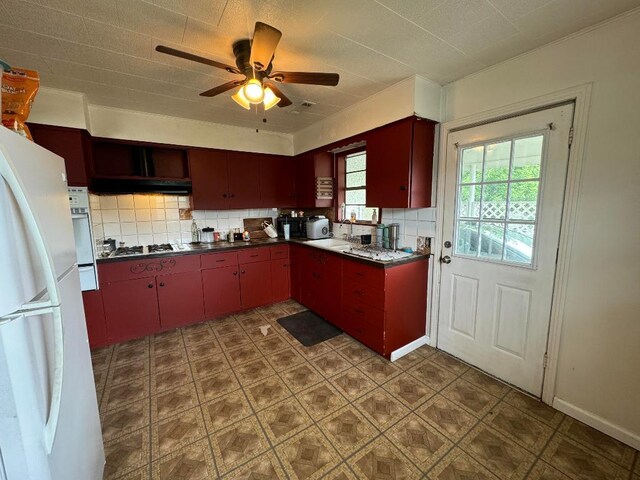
[306,238,352,251]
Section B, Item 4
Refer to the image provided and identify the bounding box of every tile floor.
[92,300,639,480]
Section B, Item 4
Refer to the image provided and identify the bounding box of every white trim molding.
[390,336,430,361]
[553,397,640,450]
[431,84,593,406]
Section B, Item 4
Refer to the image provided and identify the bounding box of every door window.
[455,134,545,266]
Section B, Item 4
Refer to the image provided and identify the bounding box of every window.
[455,134,545,266]
[344,151,379,222]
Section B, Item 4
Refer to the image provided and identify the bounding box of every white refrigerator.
[0,127,104,479]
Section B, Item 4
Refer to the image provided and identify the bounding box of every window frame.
[453,131,548,268]
[335,146,381,224]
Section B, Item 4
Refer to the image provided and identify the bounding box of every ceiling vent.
[288,100,316,114]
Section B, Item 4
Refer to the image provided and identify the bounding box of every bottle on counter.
[228,230,235,243]
[242,228,251,241]
[371,210,377,224]
[191,219,199,243]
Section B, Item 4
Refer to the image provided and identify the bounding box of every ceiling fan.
[155,22,339,111]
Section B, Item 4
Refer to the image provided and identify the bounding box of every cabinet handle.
[216,259,226,263]
[400,185,407,191]
[222,193,228,198]
[229,193,235,198]
[250,254,259,257]
[159,282,165,287]
[233,271,238,276]
[241,270,246,274]
[147,283,153,288]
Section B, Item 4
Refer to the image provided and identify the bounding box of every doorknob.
[440,255,452,264]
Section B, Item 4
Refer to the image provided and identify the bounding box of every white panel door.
[438,104,573,396]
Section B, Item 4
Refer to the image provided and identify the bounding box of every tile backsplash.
[332,207,437,250]
[89,194,277,248]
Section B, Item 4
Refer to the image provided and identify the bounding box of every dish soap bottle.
[371,210,377,224]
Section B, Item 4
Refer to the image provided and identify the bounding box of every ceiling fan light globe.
[263,87,281,110]
[231,87,251,109]
[243,78,265,103]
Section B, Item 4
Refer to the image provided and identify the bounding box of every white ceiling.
[1,0,638,133]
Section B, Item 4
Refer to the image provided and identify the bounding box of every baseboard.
[553,397,640,450]
[390,336,430,361]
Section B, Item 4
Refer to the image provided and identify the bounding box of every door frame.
[430,83,592,405]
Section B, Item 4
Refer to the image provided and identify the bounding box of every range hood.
[90,146,192,194]
[90,177,191,194]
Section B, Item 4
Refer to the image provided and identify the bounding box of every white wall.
[28,87,293,155]
[443,10,640,446]
[293,76,442,154]
[29,88,88,130]
[88,105,292,155]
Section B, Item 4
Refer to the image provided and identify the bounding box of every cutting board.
[243,217,274,239]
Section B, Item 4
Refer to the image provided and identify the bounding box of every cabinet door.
[260,155,296,207]
[189,149,230,210]
[157,270,205,329]
[271,259,290,302]
[366,119,412,208]
[228,152,261,208]
[202,266,241,318]
[290,245,302,302]
[102,278,160,343]
[82,290,108,348]
[295,152,315,207]
[30,124,89,186]
[240,261,272,309]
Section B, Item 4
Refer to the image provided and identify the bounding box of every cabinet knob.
[400,185,407,191]
[222,193,228,198]
[147,283,153,288]
[241,270,246,274]
[233,271,238,276]
[159,282,165,287]
[229,193,235,198]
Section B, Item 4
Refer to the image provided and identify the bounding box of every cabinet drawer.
[99,255,201,283]
[343,282,385,310]
[342,306,384,354]
[342,300,384,330]
[201,251,238,269]
[270,245,290,260]
[238,247,271,264]
[343,259,384,289]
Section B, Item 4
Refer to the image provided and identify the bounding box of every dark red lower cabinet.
[101,278,161,343]
[157,271,205,329]
[240,261,272,309]
[82,290,108,349]
[271,259,290,303]
[202,266,242,318]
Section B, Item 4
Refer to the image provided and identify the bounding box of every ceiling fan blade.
[269,71,339,86]
[156,45,240,74]
[200,80,244,97]
[264,82,292,107]
[250,22,282,71]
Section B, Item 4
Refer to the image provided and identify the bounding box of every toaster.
[306,217,331,239]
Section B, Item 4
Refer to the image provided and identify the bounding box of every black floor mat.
[277,311,342,347]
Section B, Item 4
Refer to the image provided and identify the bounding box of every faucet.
[340,202,356,241]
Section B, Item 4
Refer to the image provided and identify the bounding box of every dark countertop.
[96,237,429,269]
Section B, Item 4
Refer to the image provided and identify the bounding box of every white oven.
[68,187,98,291]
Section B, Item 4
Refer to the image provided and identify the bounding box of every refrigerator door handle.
[0,305,64,454]
[0,146,61,308]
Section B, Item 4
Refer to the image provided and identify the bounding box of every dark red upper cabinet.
[227,152,261,209]
[29,123,91,186]
[295,151,334,208]
[189,149,230,210]
[366,117,436,208]
[259,155,296,207]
